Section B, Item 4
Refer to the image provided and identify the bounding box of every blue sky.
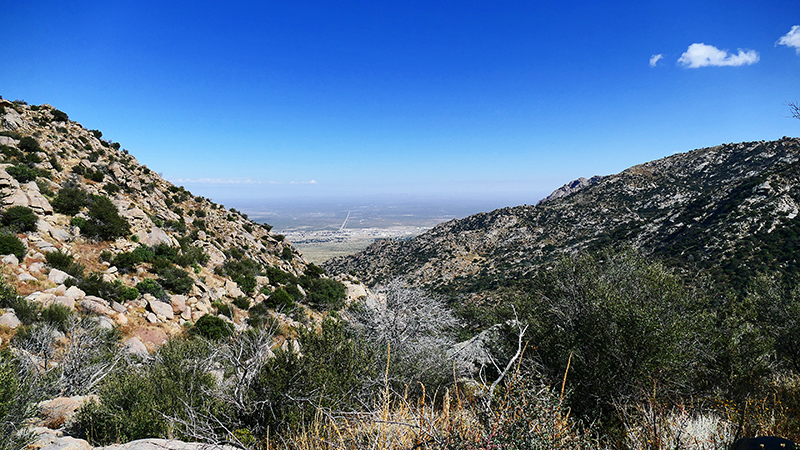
[2,1,799,208]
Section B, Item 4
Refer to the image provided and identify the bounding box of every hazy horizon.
[220,191,549,232]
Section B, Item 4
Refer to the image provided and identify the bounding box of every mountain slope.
[324,137,800,294]
[0,99,360,347]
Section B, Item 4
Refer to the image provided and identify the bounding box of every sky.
[1,1,799,210]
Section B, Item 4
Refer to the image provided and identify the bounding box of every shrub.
[17,136,41,153]
[300,276,346,310]
[52,187,90,215]
[40,304,72,332]
[212,301,233,319]
[192,314,232,340]
[242,318,375,435]
[0,234,25,260]
[77,273,138,303]
[136,279,165,299]
[45,250,85,278]
[264,287,295,309]
[265,265,297,286]
[80,195,130,241]
[1,206,37,232]
[102,183,119,195]
[51,109,68,122]
[232,296,251,310]
[281,247,293,261]
[6,164,40,183]
[85,169,104,183]
[153,260,193,295]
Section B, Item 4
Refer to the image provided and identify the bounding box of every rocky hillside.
[0,99,364,352]
[324,137,800,295]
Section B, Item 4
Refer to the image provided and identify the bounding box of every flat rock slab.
[97,439,239,450]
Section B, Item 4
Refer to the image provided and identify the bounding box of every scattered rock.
[1,254,19,265]
[148,299,174,320]
[124,337,149,357]
[0,312,22,330]
[37,395,98,429]
[48,269,71,284]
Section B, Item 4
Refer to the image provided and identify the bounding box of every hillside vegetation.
[1,97,799,450]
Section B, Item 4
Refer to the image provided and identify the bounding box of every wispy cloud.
[677,43,759,68]
[649,54,664,67]
[777,25,800,54]
[172,178,319,186]
[172,178,262,184]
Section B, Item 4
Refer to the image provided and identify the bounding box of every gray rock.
[145,312,158,323]
[148,299,174,320]
[124,337,149,357]
[1,254,19,265]
[79,299,112,316]
[170,295,187,313]
[18,272,38,282]
[111,301,127,314]
[65,286,86,300]
[224,279,244,298]
[97,438,239,450]
[48,269,71,284]
[0,312,22,329]
[54,296,75,310]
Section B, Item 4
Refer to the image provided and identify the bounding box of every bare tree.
[789,101,800,121]
[348,278,464,391]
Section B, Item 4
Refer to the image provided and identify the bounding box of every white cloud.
[289,180,318,185]
[777,25,800,54]
[677,43,759,68]
[649,54,664,67]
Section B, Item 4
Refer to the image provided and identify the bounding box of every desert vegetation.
[2,247,800,449]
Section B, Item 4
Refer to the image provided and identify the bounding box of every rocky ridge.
[324,137,800,295]
[0,99,367,447]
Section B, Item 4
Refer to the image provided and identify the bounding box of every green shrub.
[242,318,375,435]
[52,187,90,215]
[136,279,165,299]
[264,287,295,309]
[77,273,137,303]
[85,169,104,183]
[40,304,72,332]
[1,206,37,232]
[80,195,130,241]
[6,164,40,183]
[153,260,193,295]
[51,109,68,122]
[102,183,119,194]
[17,136,41,153]
[69,338,220,445]
[232,296,251,310]
[0,234,25,260]
[191,314,232,340]
[305,263,325,278]
[112,245,155,272]
[299,276,346,310]
[212,301,233,318]
[45,250,85,278]
[265,265,297,286]
[281,246,293,261]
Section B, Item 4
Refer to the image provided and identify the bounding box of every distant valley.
[231,195,545,263]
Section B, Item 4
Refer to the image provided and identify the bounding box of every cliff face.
[324,137,800,294]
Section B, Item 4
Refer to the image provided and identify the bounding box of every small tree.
[790,101,800,121]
